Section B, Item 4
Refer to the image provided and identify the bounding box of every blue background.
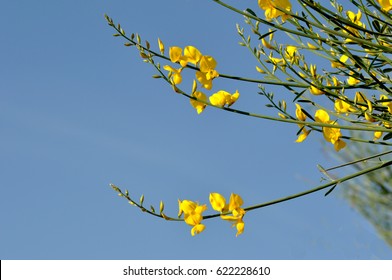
[1,0,391,259]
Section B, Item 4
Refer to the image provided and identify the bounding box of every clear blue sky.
[1,0,391,259]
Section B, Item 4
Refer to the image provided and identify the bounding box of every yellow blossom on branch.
[295,104,310,143]
[209,193,227,212]
[309,85,325,95]
[178,199,207,236]
[380,94,392,114]
[169,46,184,64]
[163,65,183,85]
[378,0,392,12]
[315,110,346,151]
[334,97,356,114]
[258,0,292,21]
[285,45,298,64]
[190,91,208,114]
[345,10,365,42]
[295,103,307,121]
[210,193,246,236]
[347,72,360,85]
[196,55,219,89]
[209,90,240,107]
[183,46,202,66]
[199,55,219,80]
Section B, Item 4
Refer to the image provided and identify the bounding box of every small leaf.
[372,20,381,32]
[324,184,338,196]
[245,8,257,17]
[382,132,392,141]
[301,108,315,121]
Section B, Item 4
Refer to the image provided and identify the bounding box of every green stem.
[203,159,392,219]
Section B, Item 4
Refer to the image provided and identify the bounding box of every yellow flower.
[169,46,183,63]
[378,0,392,11]
[225,90,240,106]
[347,72,360,85]
[295,104,306,121]
[296,127,310,142]
[269,55,286,66]
[221,214,245,237]
[169,46,202,67]
[295,104,310,142]
[354,91,368,110]
[196,55,219,89]
[211,193,246,237]
[258,0,292,21]
[334,98,355,114]
[182,46,202,66]
[199,56,219,79]
[191,224,206,236]
[209,193,227,212]
[178,199,207,236]
[163,65,183,84]
[380,94,392,113]
[285,45,298,63]
[315,109,330,123]
[196,71,213,90]
[309,85,325,95]
[331,54,349,68]
[374,131,383,141]
[345,10,364,42]
[209,90,240,107]
[190,91,207,114]
[209,91,226,107]
[315,109,346,151]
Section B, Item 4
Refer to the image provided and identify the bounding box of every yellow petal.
[196,71,213,90]
[334,139,346,152]
[209,91,226,106]
[191,224,206,236]
[235,220,245,237]
[309,85,324,95]
[295,104,307,121]
[315,109,330,123]
[190,91,207,114]
[183,46,202,65]
[209,193,227,212]
[296,128,310,143]
[169,46,182,63]
[374,131,383,141]
[228,193,243,211]
[185,213,203,226]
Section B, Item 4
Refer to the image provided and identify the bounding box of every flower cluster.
[161,42,240,114]
[189,88,240,114]
[178,193,245,236]
[164,45,219,89]
[294,105,346,152]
